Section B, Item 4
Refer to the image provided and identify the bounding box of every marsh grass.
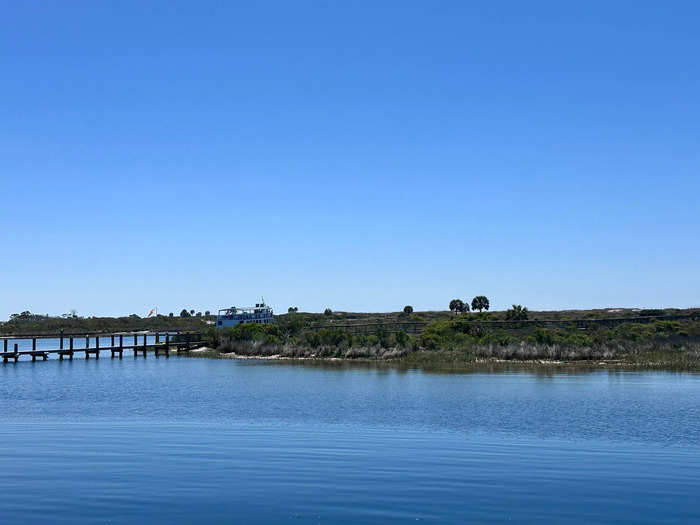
[187,341,700,371]
[215,339,410,359]
[394,341,700,371]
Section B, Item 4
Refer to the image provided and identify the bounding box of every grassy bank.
[202,340,700,371]
[395,342,700,371]
[202,309,700,370]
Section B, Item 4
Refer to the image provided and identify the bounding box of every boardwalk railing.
[306,322,428,335]
[0,331,205,363]
[306,313,700,335]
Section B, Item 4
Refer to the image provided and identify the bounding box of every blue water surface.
[1,356,699,523]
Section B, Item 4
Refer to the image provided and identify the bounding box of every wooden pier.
[0,331,204,363]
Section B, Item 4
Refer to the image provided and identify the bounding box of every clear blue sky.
[1,1,698,318]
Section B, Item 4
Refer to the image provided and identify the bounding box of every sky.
[1,1,699,319]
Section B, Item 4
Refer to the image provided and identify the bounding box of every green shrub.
[317,329,349,347]
[366,335,381,347]
[560,332,593,346]
[395,330,409,347]
[531,328,555,345]
[639,309,664,317]
[421,333,442,350]
[303,332,321,348]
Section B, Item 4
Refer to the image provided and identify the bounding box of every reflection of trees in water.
[253,358,698,377]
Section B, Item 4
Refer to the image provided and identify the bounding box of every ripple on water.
[1,358,700,523]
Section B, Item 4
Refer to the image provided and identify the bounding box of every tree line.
[284,297,530,319]
[449,296,491,314]
[178,309,211,318]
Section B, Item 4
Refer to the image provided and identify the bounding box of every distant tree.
[169,312,174,317]
[449,299,469,314]
[403,305,413,314]
[204,310,211,316]
[180,309,190,317]
[288,306,299,313]
[129,313,140,318]
[190,309,195,316]
[506,304,529,321]
[324,308,333,316]
[196,311,202,317]
[471,296,490,313]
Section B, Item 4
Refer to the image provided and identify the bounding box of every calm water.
[1,356,699,523]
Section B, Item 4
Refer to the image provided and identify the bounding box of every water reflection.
[247,356,700,377]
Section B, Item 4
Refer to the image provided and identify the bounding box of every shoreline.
[187,346,700,372]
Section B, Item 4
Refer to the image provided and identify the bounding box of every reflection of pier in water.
[0,331,204,363]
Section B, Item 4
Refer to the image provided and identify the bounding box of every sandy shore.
[221,352,344,361]
[189,346,293,359]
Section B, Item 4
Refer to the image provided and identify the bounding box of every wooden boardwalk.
[0,331,205,363]
[307,322,428,335]
[306,313,700,335]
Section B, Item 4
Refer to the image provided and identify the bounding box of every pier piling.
[155,333,169,358]
[3,344,20,363]
[59,337,75,360]
[112,335,123,359]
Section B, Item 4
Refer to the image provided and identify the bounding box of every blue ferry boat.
[216,301,274,328]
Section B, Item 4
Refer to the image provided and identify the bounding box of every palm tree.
[471,296,490,312]
[506,304,529,320]
[449,299,464,314]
